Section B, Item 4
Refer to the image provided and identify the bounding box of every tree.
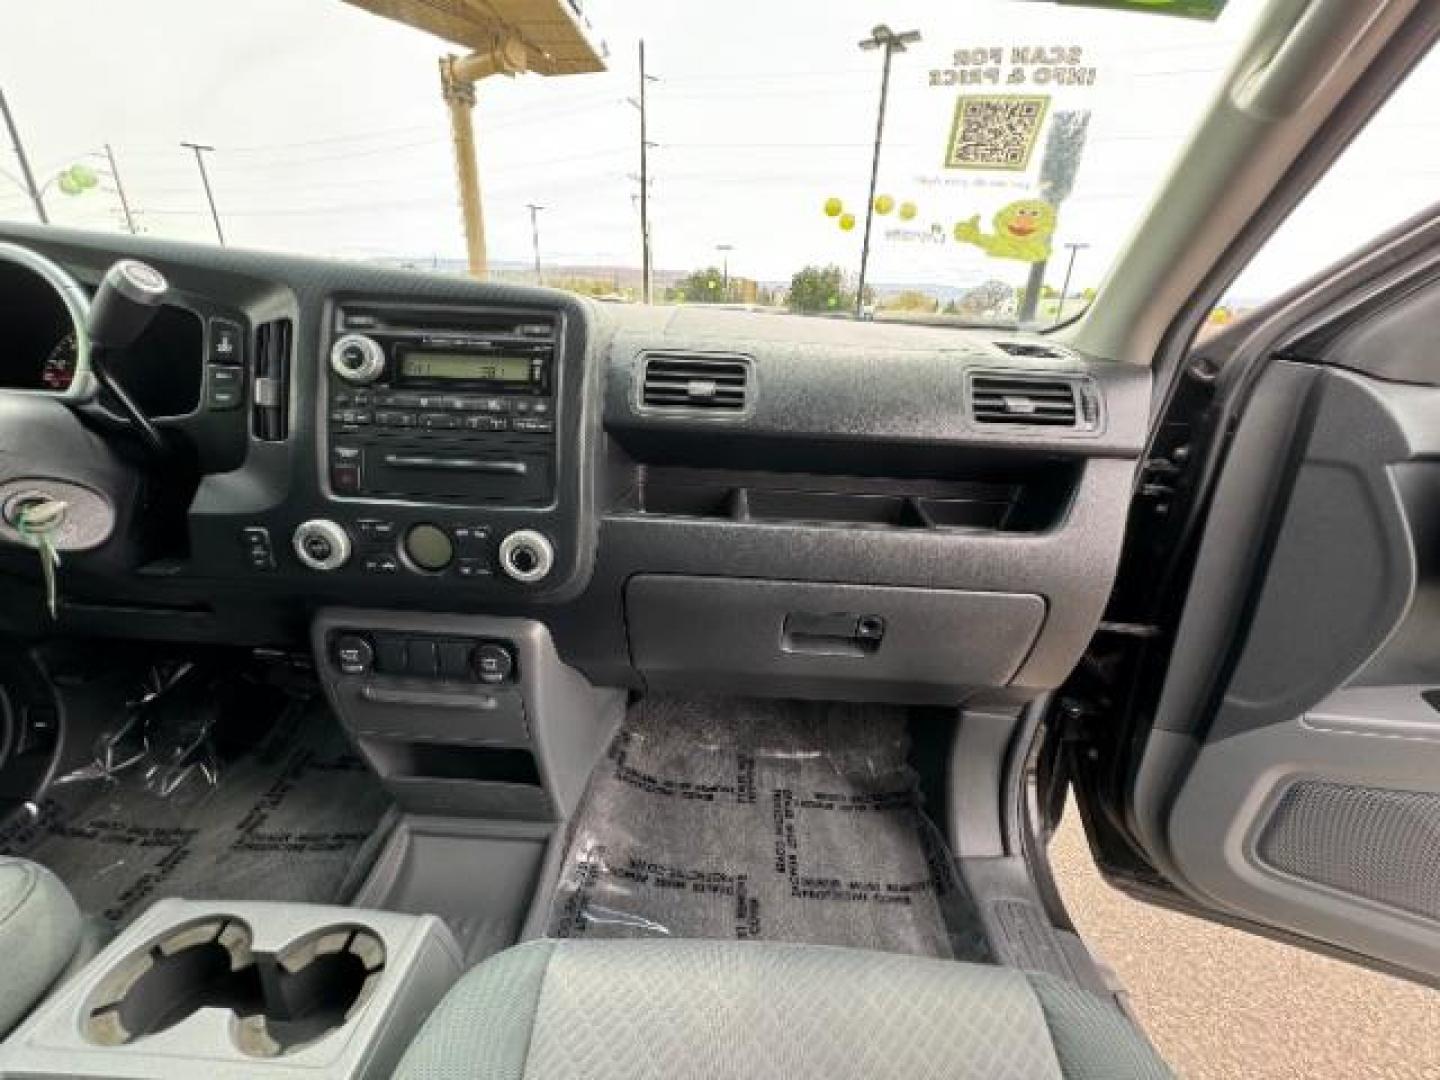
[881,290,939,313]
[674,266,727,304]
[787,264,853,314]
[1019,108,1093,323]
[959,280,1020,322]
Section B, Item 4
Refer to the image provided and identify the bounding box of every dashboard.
[0,225,1150,706]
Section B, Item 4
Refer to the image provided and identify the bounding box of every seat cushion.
[0,858,81,1036]
[395,939,1171,1080]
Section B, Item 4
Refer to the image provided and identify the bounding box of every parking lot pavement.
[1049,804,1440,1079]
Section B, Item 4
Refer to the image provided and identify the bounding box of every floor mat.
[547,695,989,960]
[0,697,392,929]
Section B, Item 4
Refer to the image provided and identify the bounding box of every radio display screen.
[398,350,533,383]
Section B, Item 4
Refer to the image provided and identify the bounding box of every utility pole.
[855,25,919,319]
[104,144,137,234]
[637,41,657,304]
[716,243,733,301]
[181,142,224,244]
[526,203,545,284]
[0,87,47,223]
[1056,242,1089,325]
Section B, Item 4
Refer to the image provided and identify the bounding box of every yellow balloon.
[839,213,856,231]
[823,197,843,218]
[874,194,894,215]
[898,201,917,221]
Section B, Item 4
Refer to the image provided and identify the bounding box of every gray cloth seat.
[0,857,82,1036]
[396,939,1172,1079]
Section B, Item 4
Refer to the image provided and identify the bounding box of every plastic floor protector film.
[0,686,391,929]
[548,695,988,960]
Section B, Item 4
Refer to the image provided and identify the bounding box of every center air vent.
[969,372,1089,429]
[640,353,751,415]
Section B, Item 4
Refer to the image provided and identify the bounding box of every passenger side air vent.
[252,318,292,441]
[969,371,1094,429]
[639,353,751,415]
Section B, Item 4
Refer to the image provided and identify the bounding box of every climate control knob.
[498,530,554,584]
[293,519,352,571]
[329,333,386,384]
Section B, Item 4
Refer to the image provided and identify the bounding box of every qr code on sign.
[945,95,1050,171]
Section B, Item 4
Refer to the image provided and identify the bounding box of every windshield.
[1,0,1266,327]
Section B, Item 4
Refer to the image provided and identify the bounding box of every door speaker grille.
[1257,780,1440,921]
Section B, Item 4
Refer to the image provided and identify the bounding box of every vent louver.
[252,318,292,441]
[969,372,1080,427]
[640,353,750,414]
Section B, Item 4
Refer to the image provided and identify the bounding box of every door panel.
[1102,279,1440,985]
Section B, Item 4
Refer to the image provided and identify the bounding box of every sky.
[1,0,1438,303]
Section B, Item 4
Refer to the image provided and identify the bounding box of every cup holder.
[82,917,387,1058]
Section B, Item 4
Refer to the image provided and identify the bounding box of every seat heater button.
[334,634,373,675]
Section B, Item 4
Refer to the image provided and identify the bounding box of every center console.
[0,900,460,1079]
[271,299,595,599]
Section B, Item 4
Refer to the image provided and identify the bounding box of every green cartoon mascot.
[953,199,1056,263]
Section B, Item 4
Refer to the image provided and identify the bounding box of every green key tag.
[16,499,68,620]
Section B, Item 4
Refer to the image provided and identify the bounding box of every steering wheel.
[0,246,170,577]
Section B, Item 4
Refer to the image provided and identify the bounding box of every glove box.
[625,574,1045,704]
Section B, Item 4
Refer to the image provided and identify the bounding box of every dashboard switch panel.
[340,629,517,685]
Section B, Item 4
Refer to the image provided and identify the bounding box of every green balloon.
[56,164,98,197]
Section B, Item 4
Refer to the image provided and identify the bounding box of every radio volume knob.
[330,333,386,385]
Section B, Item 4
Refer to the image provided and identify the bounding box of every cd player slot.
[350,444,553,505]
[383,454,530,476]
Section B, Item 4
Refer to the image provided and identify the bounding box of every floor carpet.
[548,694,988,960]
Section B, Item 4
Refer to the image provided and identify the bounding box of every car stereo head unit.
[331,330,553,397]
[325,304,561,506]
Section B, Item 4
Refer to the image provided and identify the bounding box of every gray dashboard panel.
[0,224,1150,704]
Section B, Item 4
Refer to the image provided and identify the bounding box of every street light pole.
[527,203,545,285]
[855,24,919,319]
[1057,242,1089,324]
[180,141,224,245]
[716,243,733,301]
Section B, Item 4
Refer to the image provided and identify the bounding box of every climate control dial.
[293,519,352,571]
[498,530,554,584]
[329,333,386,384]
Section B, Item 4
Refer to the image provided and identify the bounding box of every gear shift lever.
[85,259,170,455]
